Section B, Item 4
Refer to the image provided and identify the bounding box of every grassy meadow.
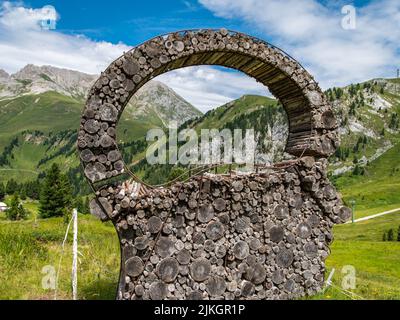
[311,213,400,300]
[0,201,120,300]
[0,198,399,300]
[332,140,400,219]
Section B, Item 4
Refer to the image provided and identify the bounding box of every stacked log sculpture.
[78,29,350,300]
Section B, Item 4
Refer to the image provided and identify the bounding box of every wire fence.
[54,209,78,300]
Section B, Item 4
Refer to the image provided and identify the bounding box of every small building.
[0,202,8,212]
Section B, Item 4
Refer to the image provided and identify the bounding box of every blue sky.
[0,0,399,111]
[23,0,242,43]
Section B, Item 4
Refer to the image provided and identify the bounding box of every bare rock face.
[9,64,97,97]
[80,29,346,300]
[0,69,9,80]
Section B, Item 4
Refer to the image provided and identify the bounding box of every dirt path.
[346,207,400,224]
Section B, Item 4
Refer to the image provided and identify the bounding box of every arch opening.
[79,29,338,186]
[116,64,290,186]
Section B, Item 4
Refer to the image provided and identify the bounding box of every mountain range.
[0,65,201,192]
[0,64,399,208]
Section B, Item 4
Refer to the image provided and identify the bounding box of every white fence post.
[323,268,335,292]
[72,208,78,300]
[54,213,73,300]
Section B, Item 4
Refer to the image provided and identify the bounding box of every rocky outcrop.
[0,64,201,126]
[127,80,201,126]
[0,69,9,80]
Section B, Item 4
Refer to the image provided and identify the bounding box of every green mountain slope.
[0,92,82,149]
[184,94,287,162]
[325,78,400,217]
[0,65,202,188]
[332,140,400,218]
[187,94,278,130]
[328,78,400,175]
[1,64,400,216]
[0,91,149,182]
[129,94,287,185]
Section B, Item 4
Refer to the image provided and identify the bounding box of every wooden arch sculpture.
[78,29,350,300]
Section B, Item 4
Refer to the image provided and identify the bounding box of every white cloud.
[0,1,130,74]
[1,1,399,112]
[0,2,271,111]
[199,0,400,89]
[156,66,270,112]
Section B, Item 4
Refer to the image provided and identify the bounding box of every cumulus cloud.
[0,2,270,110]
[1,1,399,111]
[199,0,400,88]
[156,66,269,112]
[0,1,130,74]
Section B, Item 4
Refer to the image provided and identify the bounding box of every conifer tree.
[6,193,27,221]
[83,197,90,215]
[25,179,41,200]
[6,178,19,195]
[387,229,394,241]
[0,182,5,201]
[39,163,73,218]
[74,197,90,215]
[74,197,83,213]
[397,226,400,242]
[20,185,27,200]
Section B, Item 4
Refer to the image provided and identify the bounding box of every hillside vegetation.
[0,202,119,300]
[0,65,201,185]
[311,212,400,300]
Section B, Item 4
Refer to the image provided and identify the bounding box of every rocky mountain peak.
[0,64,202,127]
[11,64,40,79]
[12,64,96,82]
[0,69,9,80]
[9,64,97,97]
[127,80,202,126]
